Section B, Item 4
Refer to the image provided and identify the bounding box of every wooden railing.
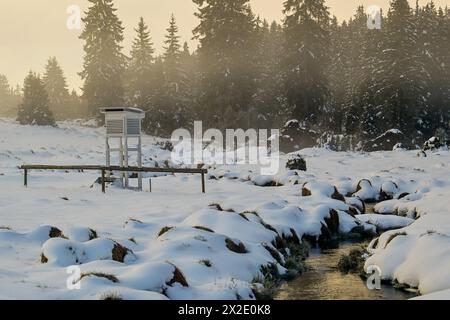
[19,164,207,193]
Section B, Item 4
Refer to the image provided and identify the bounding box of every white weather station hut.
[101,107,146,190]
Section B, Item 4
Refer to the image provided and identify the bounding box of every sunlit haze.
[1,0,449,90]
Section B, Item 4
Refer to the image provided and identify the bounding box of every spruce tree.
[179,42,197,126]
[193,0,257,129]
[127,17,155,108]
[43,57,70,120]
[252,19,287,129]
[327,16,348,133]
[416,3,448,138]
[440,7,450,133]
[373,0,429,137]
[180,42,196,84]
[17,72,55,126]
[0,74,21,116]
[282,0,331,129]
[147,15,189,137]
[164,14,182,85]
[342,6,371,140]
[68,89,84,119]
[79,0,126,121]
[144,56,166,135]
[355,11,385,141]
[0,74,10,99]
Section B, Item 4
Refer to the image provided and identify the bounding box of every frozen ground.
[0,118,449,300]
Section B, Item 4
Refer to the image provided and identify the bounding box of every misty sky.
[1,0,449,91]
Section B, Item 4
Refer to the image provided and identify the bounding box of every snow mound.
[41,238,136,267]
[366,233,450,295]
[356,214,414,231]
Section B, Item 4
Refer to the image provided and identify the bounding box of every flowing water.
[275,241,417,300]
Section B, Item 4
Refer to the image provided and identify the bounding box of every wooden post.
[201,172,205,194]
[124,136,129,188]
[105,137,111,178]
[119,137,125,188]
[149,178,152,193]
[24,169,28,187]
[101,170,106,193]
[137,136,143,191]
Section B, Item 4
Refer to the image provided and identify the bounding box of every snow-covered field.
[0,118,449,300]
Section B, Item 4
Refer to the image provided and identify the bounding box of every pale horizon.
[1,0,449,92]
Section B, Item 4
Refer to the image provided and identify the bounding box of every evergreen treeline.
[17,72,55,126]
[11,0,450,147]
[5,55,84,125]
[0,74,21,117]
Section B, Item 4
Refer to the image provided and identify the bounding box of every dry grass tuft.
[199,259,212,267]
[111,242,132,263]
[99,291,123,300]
[80,272,119,283]
[193,226,215,233]
[225,238,248,254]
[40,253,48,264]
[157,226,174,237]
[49,227,65,239]
[167,264,189,287]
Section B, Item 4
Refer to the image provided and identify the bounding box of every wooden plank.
[20,165,103,171]
[107,166,208,174]
[20,164,207,174]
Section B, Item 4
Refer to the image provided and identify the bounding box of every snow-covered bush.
[393,143,407,151]
[286,154,307,171]
[363,129,406,152]
[423,136,444,151]
[279,120,319,153]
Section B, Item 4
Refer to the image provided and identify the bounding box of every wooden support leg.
[201,172,205,194]
[101,170,106,193]
[24,169,28,187]
[138,136,143,191]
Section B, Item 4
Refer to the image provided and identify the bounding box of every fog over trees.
[2,0,449,148]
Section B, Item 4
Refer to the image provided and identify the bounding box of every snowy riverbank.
[0,118,449,299]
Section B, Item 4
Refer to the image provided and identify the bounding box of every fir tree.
[17,72,55,126]
[354,11,385,140]
[371,0,429,137]
[0,74,10,99]
[179,42,197,125]
[144,56,170,136]
[164,14,182,85]
[68,89,85,118]
[79,0,126,120]
[0,74,21,116]
[416,2,448,137]
[440,7,450,132]
[43,57,70,120]
[127,17,155,108]
[146,15,190,137]
[193,0,257,129]
[252,20,287,129]
[342,6,372,139]
[327,16,348,133]
[282,0,331,129]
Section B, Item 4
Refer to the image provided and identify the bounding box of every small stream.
[275,241,417,300]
